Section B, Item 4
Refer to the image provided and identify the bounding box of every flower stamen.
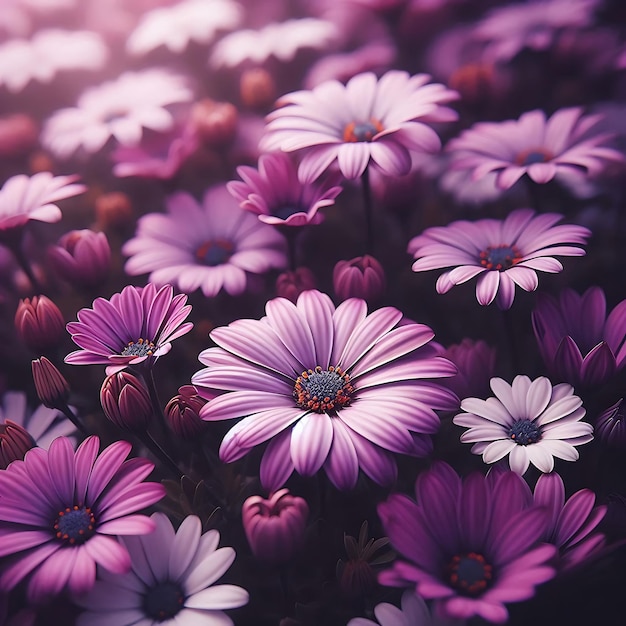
[343,118,384,143]
[121,338,155,357]
[293,365,353,413]
[479,244,522,271]
[53,505,96,545]
[446,552,493,595]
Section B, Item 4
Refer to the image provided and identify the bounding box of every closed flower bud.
[191,98,238,147]
[0,113,38,158]
[165,385,207,439]
[48,229,111,288]
[95,191,134,230]
[15,295,65,352]
[31,357,70,410]
[240,68,276,110]
[276,267,316,303]
[100,372,152,431]
[595,398,626,449]
[0,420,36,469]
[242,489,309,565]
[333,255,386,303]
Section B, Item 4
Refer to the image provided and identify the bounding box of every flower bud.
[242,489,309,564]
[191,99,238,147]
[165,385,207,439]
[100,372,152,431]
[595,398,626,449]
[0,113,38,158]
[333,255,385,303]
[15,296,65,352]
[32,357,70,410]
[48,229,111,288]
[95,191,134,230]
[240,68,276,110]
[276,267,316,303]
[0,420,36,469]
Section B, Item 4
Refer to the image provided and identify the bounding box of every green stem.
[140,431,183,479]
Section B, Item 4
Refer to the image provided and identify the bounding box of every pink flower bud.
[100,372,152,431]
[0,420,36,469]
[242,489,309,564]
[165,385,207,439]
[276,267,317,303]
[31,357,70,410]
[191,99,238,147]
[15,295,65,352]
[333,255,386,303]
[48,229,111,288]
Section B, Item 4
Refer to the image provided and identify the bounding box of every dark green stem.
[361,167,374,255]
[60,404,89,436]
[140,431,183,479]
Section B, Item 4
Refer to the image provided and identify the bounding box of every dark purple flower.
[14,295,65,352]
[594,398,626,449]
[409,208,590,309]
[31,357,70,412]
[0,436,165,601]
[227,152,342,227]
[100,371,153,431]
[192,290,457,491]
[0,420,35,469]
[275,267,317,303]
[65,283,193,375]
[532,287,626,388]
[447,108,623,192]
[261,70,458,182]
[441,339,496,401]
[533,472,606,570]
[165,385,207,439]
[48,229,111,288]
[378,462,556,623]
[333,255,386,303]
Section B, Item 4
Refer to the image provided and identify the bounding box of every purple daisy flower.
[123,185,287,297]
[533,472,606,570]
[532,287,626,388]
[594,398,626,449]
[441,339,497,402]
[0,172,85,233]
[261,70,459,182]
[227,152,343,227]
[0,436,165,602]
[378,462,556,623]
[408,208,591,309]
[65,283,193,375]
[75,512,248,625]
[447,108,623,191]
[192,289,458,491]
[453,375,593,475]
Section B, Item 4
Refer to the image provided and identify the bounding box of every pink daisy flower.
[123,184,287,297]
[453,375,593,475]
[447,108,624,191]
[0,436,165,602]
[408,208,591,309]
[261,70,459,182]
[65,283,193,375]
[42,69,193,158]
[192,290,458,491]
[227,152,343,227]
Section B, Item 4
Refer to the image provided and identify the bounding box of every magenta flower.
[0,172,85,233]
[595,398,626,449]
[441,339,497,401]
[65,283,193,375]
[123,185,286,297]
[378,462,556,623]
[333,254,386,303]
[192,290,457,491]
[42,69,194,158]
[408,208,590,309]
[261,70,459,182]
[227,152,342,227]
[76,513,248,625]
[0,436,165,602]
[453,375,593,475]
[447,108,623,191]
[533,472,606,570]
[532,287,626,388]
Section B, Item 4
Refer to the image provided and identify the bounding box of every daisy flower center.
[343,118,384,143]
[446,552,493,595]
[508,419,542,445]
[274,205,301,220]
[142,581,186,622]
[121,338,155,357]
[516,148,553,166]
[53,505,95,545]
[293,365,353,413]
[195,239,234,266]
[479,244,522,271]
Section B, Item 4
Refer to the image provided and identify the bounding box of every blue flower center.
[293,366,353,413]
[343,118,384,143]
[121,338,155,357]
[517,149,552,166]
[54,505,95,545]
[508,419,541,445]
[195,239,234,266]
[273,205,300,220]
[447,552,493,595]
[479,244,521,271]
[142,581,186,622]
